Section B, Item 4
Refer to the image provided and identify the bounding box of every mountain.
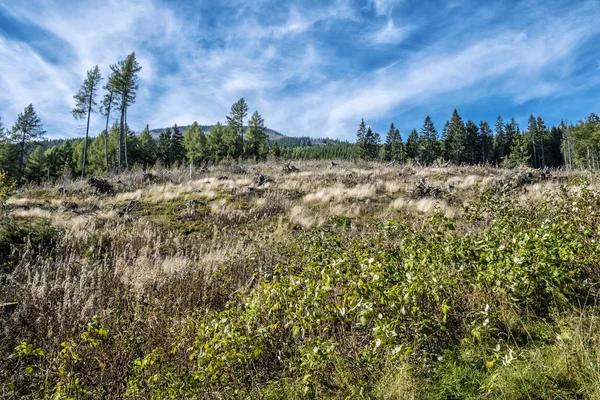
[149,125,285,141]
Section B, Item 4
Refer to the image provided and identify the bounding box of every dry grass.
[1,160,595,398]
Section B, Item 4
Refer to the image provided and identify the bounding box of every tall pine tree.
[11,104,45,187]
[445,109,466,164]
[72,65,102,177]
[420,116,438,164]
[245,111,268,161]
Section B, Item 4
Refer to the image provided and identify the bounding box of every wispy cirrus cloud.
[0,0,599,140]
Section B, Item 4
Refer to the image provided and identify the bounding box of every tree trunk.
[124,107,129,169]
[17,135,26,188]
[118,93,125,173]
[104,90,113,170]
[82,90,92,178]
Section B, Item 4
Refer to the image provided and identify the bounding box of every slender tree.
[465,120,480,164]
[101,73,118,170]
[493,116,505,165]
[356,119,368,159]
[11,104,45,187]
[406,128,420,161]
[207,123,227,163]
[183,122,207,167]
[226,98,249,141]
[420,116,438,164]
[384,123,403,162]
[110,52,142,171]
[479,121,493,164]
[245,111,268,161]
[171,124,185,165]
[445,109,466,164]
[157,128,173,167]
[138,125,157,168]
[72,65,102,177]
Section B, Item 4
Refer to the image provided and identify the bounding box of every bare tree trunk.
[82,90,92,178]
[118,92,125,173]
[124,108,129,169]
[17,135,25,188]
[104,90,113,170]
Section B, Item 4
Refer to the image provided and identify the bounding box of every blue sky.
[0,0,599,140]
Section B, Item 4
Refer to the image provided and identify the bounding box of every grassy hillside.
[1,162,600,398]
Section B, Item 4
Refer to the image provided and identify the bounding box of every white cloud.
[368,19,412,45]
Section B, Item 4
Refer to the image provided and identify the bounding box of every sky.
[0,0,599,141]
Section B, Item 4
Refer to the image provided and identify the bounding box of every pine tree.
[26,146,46,183]
[207,123,227,163]
[504,118,518,161]
[222,125,243,160]
[445,109,466,164]
[420,116,438,164]
[270,142,281,158]
[384,123,403,162]
[479,121,493,164]
[157,128,173,167]
[505,129,530,167]
[183,122,207,166]
[537,116,548,168]
[356,119,368,159]
[406,129,420,161]
[364,127,380,160]
[171,124,185,165]
[11,104,46,187]
[110,52,142,171]
[138,125,157,168]
[44,146,62,180]
[72,65,102,177]
[226,98,249,141]
[246,111,268,161]
[465,120,480,164]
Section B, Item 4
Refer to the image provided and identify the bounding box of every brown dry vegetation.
[1,161,599,399]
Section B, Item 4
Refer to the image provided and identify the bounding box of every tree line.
[355,110,600,169]
[0,54,271,186]
[1,50,599,186]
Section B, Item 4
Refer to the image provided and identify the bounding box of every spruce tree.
[364,127,380,160]
[44,146,62,180]
[356,119,367,159]
[207,123,227,163]
[11,104,46,187]
[445,110,466,164]
[384,123,403,162]
[171,124,185,165]
[406,128,420,161]
[138,125,157,168]
[72,65,102,177]
[465,120,480,164]
[420,116,438,164]
[479,121,493,164]
[157,128,173,167]
[245,111,268,161]
[26,146,46,184]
